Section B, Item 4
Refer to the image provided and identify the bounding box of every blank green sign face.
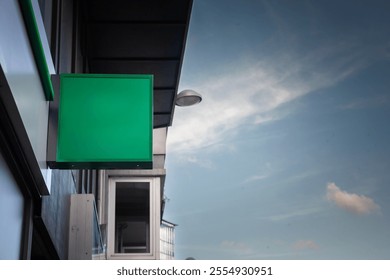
[57,74,153,167]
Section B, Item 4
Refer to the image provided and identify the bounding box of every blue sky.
[164,0,390,259]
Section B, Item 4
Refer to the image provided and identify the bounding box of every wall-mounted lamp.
[175,89,202,106]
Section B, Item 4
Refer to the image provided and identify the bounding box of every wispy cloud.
[292,240,320,251]
[340,94,389,110]
[168,41,372,161]
[180,155,215,169]
[258,206,323,222]
[241,174,268,185]
[220,240,253,255]
[326,182,380,215]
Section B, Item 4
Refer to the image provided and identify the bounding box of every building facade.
[160,220,176,260]
[0,0,190,260]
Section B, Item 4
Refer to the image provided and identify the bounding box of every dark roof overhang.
[82,0,193,128]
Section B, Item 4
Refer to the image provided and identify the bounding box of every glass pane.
[0,151,24,259]
[115,182,150,254]
[92,202,104,256]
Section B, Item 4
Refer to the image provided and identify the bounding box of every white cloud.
[168,42,371,162]
[292,240,319,251]
[181,155,215,169]
[340,94,389,110]
[326,182,380,215]
[220,240,253,255]
[241,174,268,185]
[258,206,323,222]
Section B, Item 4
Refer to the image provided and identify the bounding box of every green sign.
[55,74,153,169]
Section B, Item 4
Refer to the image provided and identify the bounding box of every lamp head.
[175,90,202,106]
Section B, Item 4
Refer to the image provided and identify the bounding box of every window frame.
[107,176,160,260]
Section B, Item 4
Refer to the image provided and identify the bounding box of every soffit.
[82,0,193,128]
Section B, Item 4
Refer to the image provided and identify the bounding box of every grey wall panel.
[41,170,77,259]
[0,0,55,193]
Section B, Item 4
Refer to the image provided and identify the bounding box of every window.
[107,177,160,259]
[115,182,150,253]
[0,151,25,259]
